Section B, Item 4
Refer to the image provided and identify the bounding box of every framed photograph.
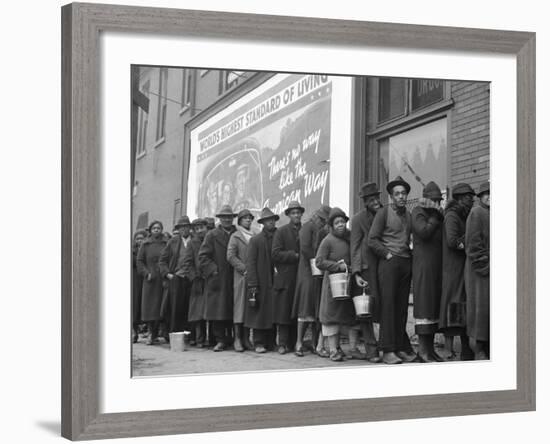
[61,2,535,440]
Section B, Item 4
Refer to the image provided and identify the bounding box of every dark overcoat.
[198,225,236,321]
[411,204,443,320]
[182,235,206,323]
[465,202,490,341]
[350,208,381,321]
[245,228,276,329]
[271,222,301,325]
[158,235,185,278]
[136,235,167,322]
[292,220,320,319]
[132,244,143,324]
[316,230,356,325]
[439,200,469,331]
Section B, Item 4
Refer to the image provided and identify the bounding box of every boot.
[382,351,403,365]
[233,324,244,352]
[417,334,436,362]
[242,327,254,351]
[460,334,475,360]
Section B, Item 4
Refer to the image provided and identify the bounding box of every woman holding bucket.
[315,208,356,362]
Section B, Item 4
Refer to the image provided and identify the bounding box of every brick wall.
[450,81,490,192]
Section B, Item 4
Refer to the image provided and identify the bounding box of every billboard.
[187,73,353,222]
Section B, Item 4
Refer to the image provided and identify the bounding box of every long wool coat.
[292,220,321,319]
[198,225,237,321]
[350,208,381,322]
[182,235,206,323]
[245,228,276,330]
[271,222,301,325]
[227,228,253,323]
[132,243,144,324]
[439,200,470,331]
[465,202,490,341]
[411,204,443,321]
[316,230,356,325]
[136,235,167,322]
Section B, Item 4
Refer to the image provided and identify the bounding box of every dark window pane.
[378,78,406,122]
[411,79,444,111]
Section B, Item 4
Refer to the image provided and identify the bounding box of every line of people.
[132,175,490,364]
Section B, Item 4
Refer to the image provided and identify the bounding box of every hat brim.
[174,223,191,229]
[477,190,490,197]
[359,191,381,199]
[215,213,238,218]
[386,180,411,194]
[258,214,280,224]
[284,206,305,216]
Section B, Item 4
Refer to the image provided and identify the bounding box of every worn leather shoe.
[348,348,367,360]
[278,345,287,355]
[382,352,403,364]
[396,350,418,362]
[255,345,267,353]
[213,342,226,352]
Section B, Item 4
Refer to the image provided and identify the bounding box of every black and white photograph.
[131,67,490,376]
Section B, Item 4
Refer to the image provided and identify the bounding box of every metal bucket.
[353,294,375,317]
[310,258,322,276]
[328,263,350,300]
[169,331,190,352]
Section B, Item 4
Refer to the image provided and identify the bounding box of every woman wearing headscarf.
[411,182,445,362]
[315,207,356,362]
[132,230,147,343]
[136,221,168,345]
[227,209,257,352]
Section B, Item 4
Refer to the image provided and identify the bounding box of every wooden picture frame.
[61,2,535,440]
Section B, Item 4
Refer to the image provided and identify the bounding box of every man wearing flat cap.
[465,180,490,360]
[199,205,238,351]
[245,208,280,353]
[182,218,208,347]
[439,183,476,360]
[350,182,383,362]
[272,200,304,354]
[368,176,417,364]
[292,205,331,356]
[227,209,258,352]
[159,215,193,334]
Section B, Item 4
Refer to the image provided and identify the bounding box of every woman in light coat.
[227,209,257,351]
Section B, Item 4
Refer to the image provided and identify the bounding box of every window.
[218,70,245,95]
[155,68,168,141]
[379,118,448,207]
[136,81,149,157]
[411,79,444,111]
[181,69,192,110]
[378,78,406,123]
[136,211,149,231]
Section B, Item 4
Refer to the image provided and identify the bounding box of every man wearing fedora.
[227,209,258,352]
[368,176,417,364]
[350,182,384,362]
[272,200,304,354]
[159,215,193,334]
[439,183,477,360]
[465,180,490,360]
[292,205,331,356]
[199,205,238,351]
[182,218,208,348]
[245,208,280,353]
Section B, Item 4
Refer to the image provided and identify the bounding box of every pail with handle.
[328,262,351,300]
[169,331,190,352]
[310,258,323,276]
[353,287,375,317]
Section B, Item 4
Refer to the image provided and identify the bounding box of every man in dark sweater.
[368,176,417,365]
